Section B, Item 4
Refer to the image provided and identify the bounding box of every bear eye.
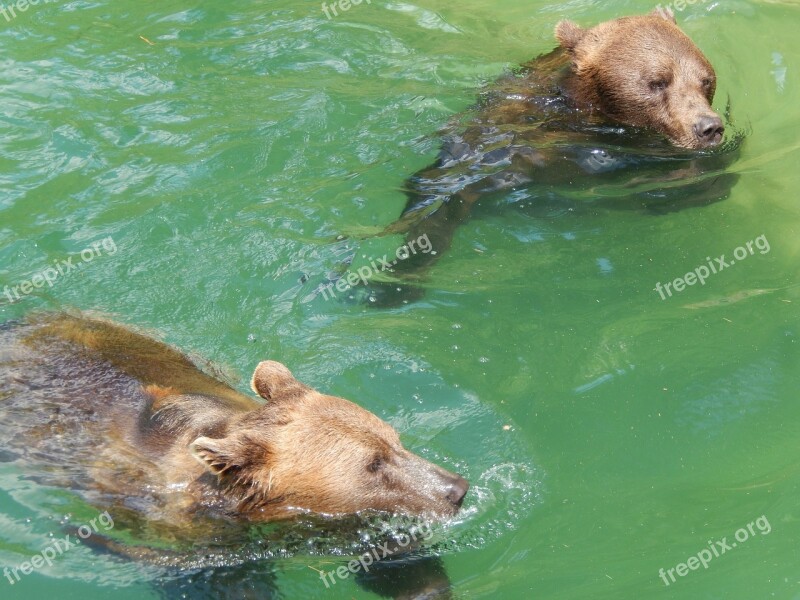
[367,456,384,473]
[649,79,668,92]
[701,77,713,88]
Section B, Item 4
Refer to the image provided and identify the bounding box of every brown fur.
[555,10,723,148]
[0,314,468,524]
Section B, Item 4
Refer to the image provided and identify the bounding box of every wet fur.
[0,313,468,527]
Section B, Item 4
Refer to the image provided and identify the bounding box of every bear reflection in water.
[0,313,467,598]
[345,10,743,306]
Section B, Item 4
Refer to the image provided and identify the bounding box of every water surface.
[1,0,799,598]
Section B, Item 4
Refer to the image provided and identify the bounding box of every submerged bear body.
[0,314,468,526]
[346,11,741,305]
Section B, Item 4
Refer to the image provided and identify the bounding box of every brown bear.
[333,10,739,306]
[0,313,468,526]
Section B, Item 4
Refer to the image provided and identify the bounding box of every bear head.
[555,9,724,149]
[190,360,469,520]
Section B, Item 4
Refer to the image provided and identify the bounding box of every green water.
[1,0,799,598]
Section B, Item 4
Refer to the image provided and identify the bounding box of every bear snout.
[445,475,470,508]
[399,454,471,516]
[693,114,725,147]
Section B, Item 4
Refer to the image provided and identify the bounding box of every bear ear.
[251,360,307,401]
[555,20,586,52]
[190,436,242,476]
[651,7,677,24]
[190,435,271,478]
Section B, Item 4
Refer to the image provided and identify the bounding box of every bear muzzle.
[445,474,470,509]
[422,464,470,516]
[392,453,471,517]
[693,114,725,147]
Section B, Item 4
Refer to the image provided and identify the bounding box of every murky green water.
[1,0,799,598]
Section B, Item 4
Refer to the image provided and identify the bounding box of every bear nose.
[693,115,724,146]
[445,475,470,508]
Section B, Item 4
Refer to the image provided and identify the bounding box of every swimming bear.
[333,10,740,306]
[0,313,468,527]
